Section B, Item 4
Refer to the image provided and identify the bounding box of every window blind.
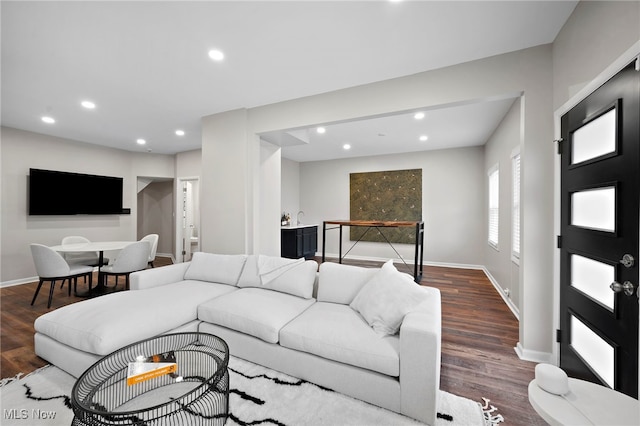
[512,154,521,259]
[488,167,499,247]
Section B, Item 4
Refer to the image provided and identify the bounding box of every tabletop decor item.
[281,212,291,226]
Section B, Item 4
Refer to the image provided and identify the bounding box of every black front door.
[559,59,640,398]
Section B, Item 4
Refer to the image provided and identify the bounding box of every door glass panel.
[571,108,616,165]
[571,187,616,232]
[571,254,615,310]
[571,315,614,388]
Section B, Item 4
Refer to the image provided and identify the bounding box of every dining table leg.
[74,250,109,297]
[95,250,108,292]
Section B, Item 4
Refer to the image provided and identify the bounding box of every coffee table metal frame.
[71,332,229,426]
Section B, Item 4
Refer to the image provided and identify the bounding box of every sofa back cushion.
[317,262,378,305]
[183,252,247,286]
[237,255,317,299]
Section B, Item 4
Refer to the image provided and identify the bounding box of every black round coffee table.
[71,332,229,425]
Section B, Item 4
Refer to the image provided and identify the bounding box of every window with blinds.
[512,153,521,261]
[488,165,499,248]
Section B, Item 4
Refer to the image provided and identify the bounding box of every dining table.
[50,241,135,296]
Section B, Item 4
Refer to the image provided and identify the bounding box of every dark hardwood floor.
[0,256,545,424]
[426,266,545,425]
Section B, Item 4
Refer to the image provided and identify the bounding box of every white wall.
[200,109,251,255]
[176,149,202,179]
[1,126,174,284]
[484,98,521,313]
[281,157,300,222]
[259,140,281,256]
[300,147,485,266]
[552,1,640,110]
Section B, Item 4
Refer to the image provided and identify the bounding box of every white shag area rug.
[0,357,503,425]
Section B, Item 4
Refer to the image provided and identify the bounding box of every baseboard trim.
[154,253,176,263]
[1,276,39,288]
[482,267,520,321]
[515,342,553,364]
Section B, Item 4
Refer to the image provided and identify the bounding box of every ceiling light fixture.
[414,112,425,120]
[41,116,55,124]
[136,139,146,145]
[175,130,185,136]
[419,135,429,142]
[316,127,326,134]
[343,144,351,150]
[81,101,96,109]
[208,49,225,61]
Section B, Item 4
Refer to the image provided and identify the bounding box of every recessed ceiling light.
[208,49,225,61]
[136,139,146,145]
[414,112,425,120]
[41,116,55,124]
[419,135,429,142]
[343,144,351,150]
[175,130,185,136]
[316,127,326,134]
[81,101,96,109]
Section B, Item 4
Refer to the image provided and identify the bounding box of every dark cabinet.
[281,225,317,259]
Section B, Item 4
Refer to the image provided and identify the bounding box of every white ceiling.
[1,1,577,161]
[271,95,521,162]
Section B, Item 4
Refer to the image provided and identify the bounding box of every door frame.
[553,42,640,371]
[176,176,201,263]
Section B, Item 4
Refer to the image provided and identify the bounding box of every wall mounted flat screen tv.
[29,168,124,215]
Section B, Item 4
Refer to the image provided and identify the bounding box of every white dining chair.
[61,236,109,267]
[30,243,94,308]
[140,234,159,267]
[99,241,150,290]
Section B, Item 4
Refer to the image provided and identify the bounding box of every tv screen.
[29,168,124,215]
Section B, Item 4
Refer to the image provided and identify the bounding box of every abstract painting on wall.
[349,168,422,243]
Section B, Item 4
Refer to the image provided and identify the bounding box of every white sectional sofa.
[34,253,442,424]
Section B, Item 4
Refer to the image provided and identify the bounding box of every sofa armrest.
[399,287,442,425]
[130,262,191,290]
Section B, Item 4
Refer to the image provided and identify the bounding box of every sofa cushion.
[34,281,237,355]
[237,255,317,299]
[198,288,315,344]
[350,260,430,336]
[280,302,400,377]
[183,252,247,285]
[316,262,377,304]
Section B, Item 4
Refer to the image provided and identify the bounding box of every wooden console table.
[322,220,424,282]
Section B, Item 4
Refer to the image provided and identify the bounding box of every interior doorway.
[137,177,175,262]
[177,178,200,262]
